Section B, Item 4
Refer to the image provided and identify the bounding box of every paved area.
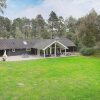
[0,53,80,62]
[0,55,43,61]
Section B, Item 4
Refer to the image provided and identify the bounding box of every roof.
[33,39,55,50]
[0,38,75,50]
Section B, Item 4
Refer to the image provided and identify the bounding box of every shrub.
[80,47,95,56]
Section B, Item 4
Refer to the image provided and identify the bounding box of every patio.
[0,52,79,61]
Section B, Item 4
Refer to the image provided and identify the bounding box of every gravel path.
[0,55,43,61]
[0,53,79,62]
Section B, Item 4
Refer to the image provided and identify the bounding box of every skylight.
[23,41,27,45]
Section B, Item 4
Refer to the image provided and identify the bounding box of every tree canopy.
[0,0,6,14]
[0,9,100,50]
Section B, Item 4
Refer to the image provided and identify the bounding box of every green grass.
[94,50,100,57]
[0,56,100,100]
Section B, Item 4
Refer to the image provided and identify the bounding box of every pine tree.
[48,11,58,39]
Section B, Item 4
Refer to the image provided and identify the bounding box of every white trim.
[3,50,7,58]
[55,43,56,57]
[50,47,52,55]
[43,50,45,58]
[43,41,57,50]
[65,48,66,56]
[37,49,40,56]
[56,41,68,49]
[60,48,61,54]
[12,49,15,52]
[43,41,68,50]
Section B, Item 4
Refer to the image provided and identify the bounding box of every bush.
[80,48,95,56]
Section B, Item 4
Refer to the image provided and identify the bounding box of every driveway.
[0,53,80,61]
[0,55,43,61]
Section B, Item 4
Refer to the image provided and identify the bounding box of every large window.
[26,48,31,51]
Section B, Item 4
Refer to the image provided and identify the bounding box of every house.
[0,38,76,57]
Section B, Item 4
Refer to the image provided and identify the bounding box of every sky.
[2,0,100,20]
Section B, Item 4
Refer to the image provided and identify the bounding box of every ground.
[0,55,42,61]
[0,56,100,100]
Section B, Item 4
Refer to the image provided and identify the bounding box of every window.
[26,48,31,51]
[12,49,15,52]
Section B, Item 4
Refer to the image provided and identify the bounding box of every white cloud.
[5,0,100,19]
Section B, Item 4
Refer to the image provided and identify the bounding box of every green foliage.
[48,11,58,22]
[65,16,77,33]
[77,9,98,48]
[80,47,95,56]
[0,9,99,50]
[31,19,37,38]
[0,16,11,38]
[15,27,25,39]
[81,32,96,47]
[58,16,66,37]
[95,15,100,41]
[35,14,46,38]
[0,0,6,13]
[48,11,59,38]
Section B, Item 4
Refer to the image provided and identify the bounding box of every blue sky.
[3,0,100,20]
[4,0,43,19]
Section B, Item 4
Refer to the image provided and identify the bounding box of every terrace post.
[46,49,48,55]
[37,49,40,56]
[35,49,37,55]
[55,42,56,57]
[8,49,10,56]
[65,48,66,56]
[50,46,52,55]
[3,50,7,61]
[44,50,45,58]
[60,48,61,55]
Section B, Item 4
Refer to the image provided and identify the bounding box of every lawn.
[0,56,100,100]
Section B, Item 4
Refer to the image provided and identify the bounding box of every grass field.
[0,56,100,100]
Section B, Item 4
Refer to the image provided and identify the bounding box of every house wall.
[0,50,4,56]
[31,48,37,55]
[67,46,76,52]
[61,46,76,52]
[6,49,32,56]
[0,48,38,56]
[0,46,76,57]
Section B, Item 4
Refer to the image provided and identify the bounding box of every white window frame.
[12,49,15,52]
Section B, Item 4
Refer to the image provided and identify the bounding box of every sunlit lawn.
[0,56,100,100]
